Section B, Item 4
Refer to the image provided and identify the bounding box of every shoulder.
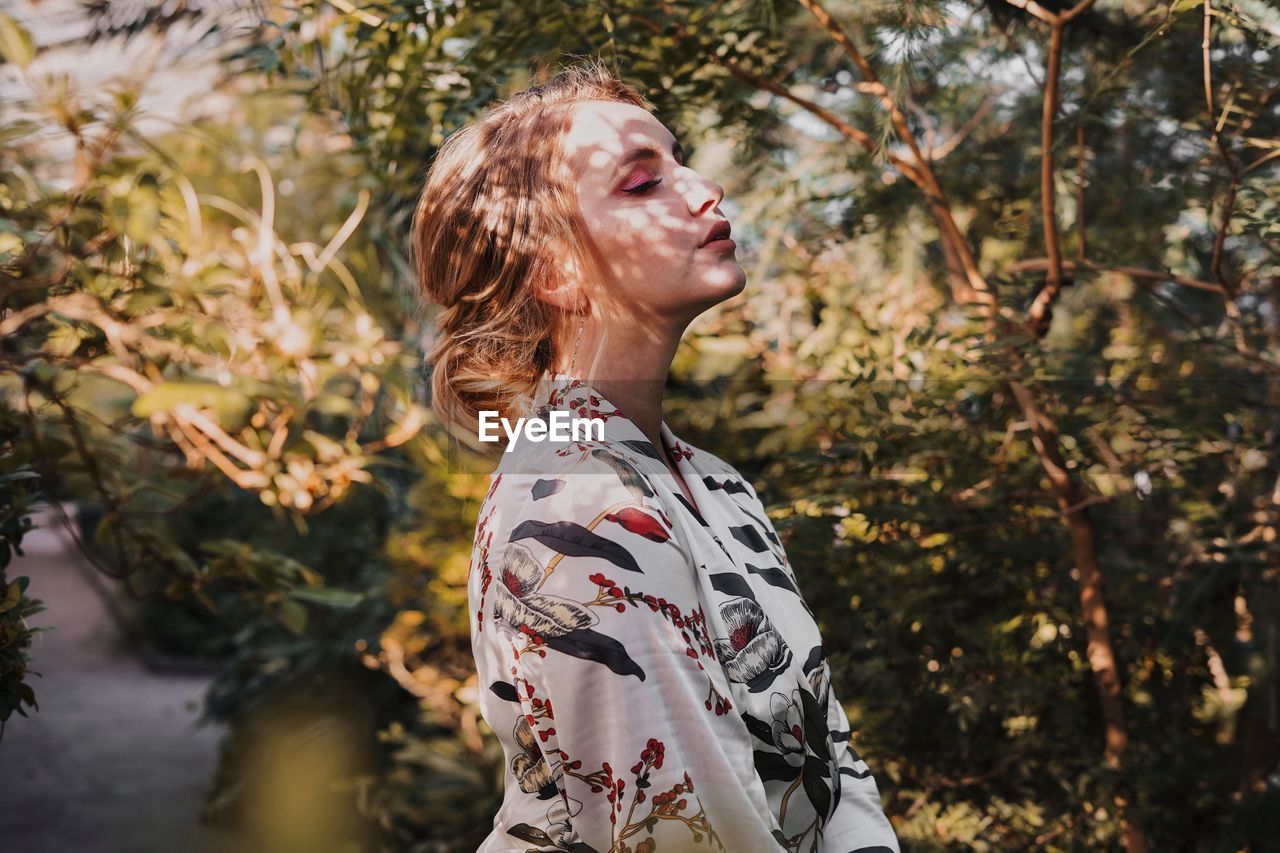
[469,443,691,638]
[682,436,747,482]
[491,435,658,493]
[670,434,767,505]
[480,442,676,540]
[487,404,680,504]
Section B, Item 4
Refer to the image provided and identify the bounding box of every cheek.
[599,213,679,263]
[580,202,689,296]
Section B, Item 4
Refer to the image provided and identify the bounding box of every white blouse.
[468,373,900,853]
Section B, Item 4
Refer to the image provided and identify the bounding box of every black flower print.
[507,793,584,852]
[807,655,832,710]
[712,597,793,692]
[512,712,563,798]
[491,541,599,643]
[770,688,807,769]
[740,683,842,852]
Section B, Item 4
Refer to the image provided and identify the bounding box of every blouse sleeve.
[733,472,899,852]
[477,450,787,851]
[819,681,901,852]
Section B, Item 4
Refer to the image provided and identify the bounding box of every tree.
[252,0,1279,848]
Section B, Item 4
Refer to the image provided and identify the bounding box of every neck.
[556,315,684,459]
[590,373,669,455]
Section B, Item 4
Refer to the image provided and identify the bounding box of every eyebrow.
[612,138,685,179]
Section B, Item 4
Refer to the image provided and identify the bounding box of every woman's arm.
[727,469,900,852]
[818,676,901,853]
[475,450,787,851]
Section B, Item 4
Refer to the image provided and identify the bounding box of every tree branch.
[1003,257,1227,295]
[1024,19,1067,338]
[792,0,997,309]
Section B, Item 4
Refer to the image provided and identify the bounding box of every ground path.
[0,511,241,853]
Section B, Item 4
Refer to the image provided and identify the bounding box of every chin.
[710,265,748,300]
[685,269,747,314]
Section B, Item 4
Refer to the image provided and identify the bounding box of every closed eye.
[623,178,662,195]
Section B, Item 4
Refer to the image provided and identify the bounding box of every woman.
[412,58,899,853]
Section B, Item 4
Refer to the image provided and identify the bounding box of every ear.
[531,251,587,313]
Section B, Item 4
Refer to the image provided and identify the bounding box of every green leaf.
[193,588,219,615]
[0,13,35,69]
[131,382,253,426]
[311,394,363,418]
[279,599,308,636]
[288,586,364,608]
[18,682,37,711]
[0,581,21,613]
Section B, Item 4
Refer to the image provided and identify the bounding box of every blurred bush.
[0,400,44,735]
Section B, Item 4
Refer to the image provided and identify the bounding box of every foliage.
[0,399,44,736]
[0,6,488,845]
[250,1,1280,849]
[3,1,1279,851]
[0,2,434,620]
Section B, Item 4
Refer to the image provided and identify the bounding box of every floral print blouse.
[468,373,900,853]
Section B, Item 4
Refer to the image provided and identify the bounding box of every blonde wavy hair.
[411,58,655,448]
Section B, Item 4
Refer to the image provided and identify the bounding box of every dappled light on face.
[561,101,745,335]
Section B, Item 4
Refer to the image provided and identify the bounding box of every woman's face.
[560,100,746,327]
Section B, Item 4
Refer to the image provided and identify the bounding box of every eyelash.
[624,178,662,195]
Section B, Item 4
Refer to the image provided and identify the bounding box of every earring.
[567,312,586,381]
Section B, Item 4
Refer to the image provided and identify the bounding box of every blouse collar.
[531,370,715,521]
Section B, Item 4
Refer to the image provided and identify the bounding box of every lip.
[699,220,732,248]
[700,238,736,251]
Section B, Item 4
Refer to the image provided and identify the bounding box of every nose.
[678,165,724,216]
